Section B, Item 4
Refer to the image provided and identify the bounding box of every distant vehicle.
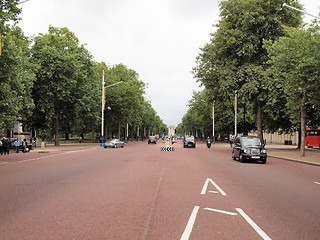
[148,136,157,144]
[104,139,124,148]
[232,136,267,164]
[305,128,320,148]
[183,136,196,148]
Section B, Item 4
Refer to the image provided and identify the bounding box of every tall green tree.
[0,1,35,131]
[30,26,92,145]
[193,0,303,141]
[266,24,320,156]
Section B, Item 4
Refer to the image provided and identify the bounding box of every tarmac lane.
[0,141,319,239]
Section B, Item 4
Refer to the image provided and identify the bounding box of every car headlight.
[261,149,267,154]
[243,149,250,154]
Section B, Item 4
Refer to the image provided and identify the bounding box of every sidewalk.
[266,144,320,166]
[34,142,101,152]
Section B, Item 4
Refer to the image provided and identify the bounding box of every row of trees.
[0,0,167,145]
[178,0,320,156]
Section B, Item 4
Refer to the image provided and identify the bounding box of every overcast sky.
[18,0,319,126]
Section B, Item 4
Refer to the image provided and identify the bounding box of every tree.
[266,24,320,156]
[30,26,93,145]
[193,0,303,141]
[0,1,35,131]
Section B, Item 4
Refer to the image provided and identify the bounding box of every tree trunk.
[257,101,263,143]
[300,89,307,157]
[118,121,121,140]
[91,127,95,143]
[131,125,134,142]
[55,108,60,146]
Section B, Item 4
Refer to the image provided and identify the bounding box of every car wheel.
[121,145,124,148]
[239,154,245,163]
[261,159,266,164]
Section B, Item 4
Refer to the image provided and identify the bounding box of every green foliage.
[192,0,304,139]
[30,26,93,144]
[266,24,320,128]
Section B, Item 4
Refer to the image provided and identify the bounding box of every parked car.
[104,139,124,148]
[183,136,196,148]
[148,136,157,144]
[232,136,267,164]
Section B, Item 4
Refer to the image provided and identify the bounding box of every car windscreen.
[241,138,261,146]
[185,137,194,142]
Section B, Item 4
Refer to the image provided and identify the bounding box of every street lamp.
[100,70,122,147]
[283,3,320,20]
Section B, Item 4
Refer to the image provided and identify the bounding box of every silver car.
[104,139,124,148]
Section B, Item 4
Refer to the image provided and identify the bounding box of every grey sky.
[18,0,319,126]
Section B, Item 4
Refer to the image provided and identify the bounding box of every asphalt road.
[0,141,319,240]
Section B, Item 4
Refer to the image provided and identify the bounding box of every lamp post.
[100,70,122,147]
[243,100,247,136]
[212,103,215,144]
[283,3,320,20]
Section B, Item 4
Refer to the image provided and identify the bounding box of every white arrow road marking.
[315,182,320,185]
[208,190,219,194]
[203,208,238,216]
[236,208,272,240]
[180,206,200,240]
[201,178,227,195]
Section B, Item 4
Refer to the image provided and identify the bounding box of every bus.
[305,128,320,148]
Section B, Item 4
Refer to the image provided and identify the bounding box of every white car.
[104,139,124,148]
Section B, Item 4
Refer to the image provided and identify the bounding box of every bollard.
[41,142,45,150]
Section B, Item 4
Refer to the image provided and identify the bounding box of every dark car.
[183,136,196,148]
[148,136,157,144]
[232,136,267,164]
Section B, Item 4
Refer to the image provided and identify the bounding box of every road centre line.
[236,208,272,240]
[180,206,200,240]
[203,208,238,216]
[201,178,227,195]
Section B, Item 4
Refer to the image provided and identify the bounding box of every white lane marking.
[315,182,320,185]
[203,208,238,216]
[200,178,227,195]
[180,206,200,240]
[236,208,272,240]
[209,190,219,194]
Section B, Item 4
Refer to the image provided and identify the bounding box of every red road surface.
[0,141,319,239]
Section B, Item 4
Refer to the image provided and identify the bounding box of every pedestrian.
[2,138,7,155]
[0,138,3,155]
[22,139,27,153]
[229,138,233,148]
[6,138,11,154]
[79,136,83,144]
[14,139,21,153]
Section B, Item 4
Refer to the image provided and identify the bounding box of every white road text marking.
[203,208,237,216]
[201,178,227,195]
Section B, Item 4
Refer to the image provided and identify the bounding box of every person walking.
[6,138,11,154]
[22,139,27,153]
[2,138,8,155]
[14,139,21,153]
[0,138,3,155]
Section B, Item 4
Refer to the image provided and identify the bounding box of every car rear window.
[241,138,261,146]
